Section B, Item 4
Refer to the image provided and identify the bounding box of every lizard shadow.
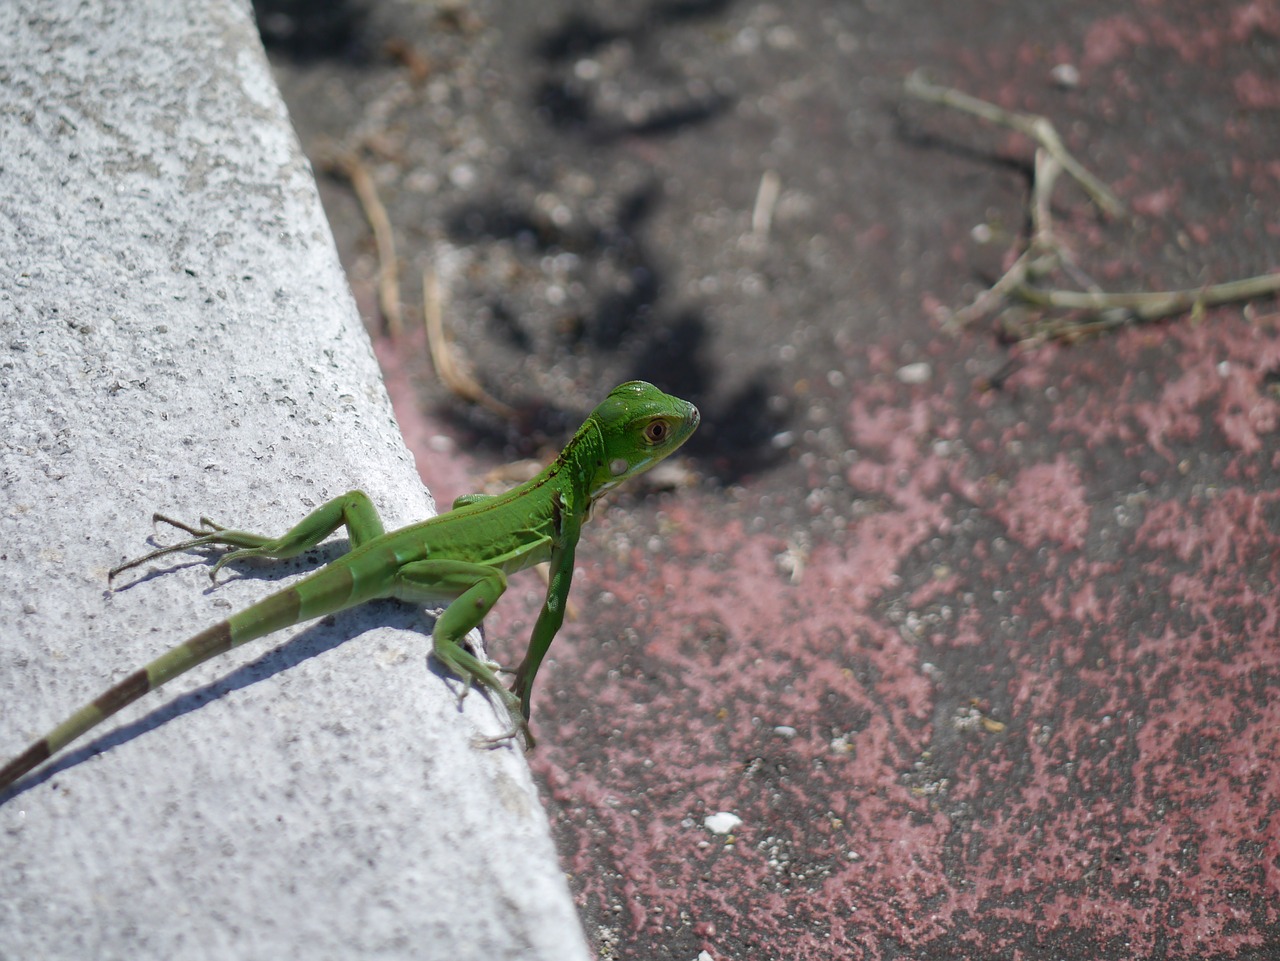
[1,591,486,803]
[104,534,359,596]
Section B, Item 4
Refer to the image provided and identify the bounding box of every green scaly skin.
[0,381,698,793]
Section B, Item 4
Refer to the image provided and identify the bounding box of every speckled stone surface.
[0,2,588,958]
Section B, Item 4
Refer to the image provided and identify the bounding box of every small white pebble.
[704,812,742,835]
[896,362,932,385]
[449,163,476,188]
[773,725,798,738]
[1050,63,1080,88]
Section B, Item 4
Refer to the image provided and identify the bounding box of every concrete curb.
[0,2,589,958]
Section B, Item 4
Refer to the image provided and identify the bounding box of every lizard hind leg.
[107,515,268,582]
[109,491,388,583]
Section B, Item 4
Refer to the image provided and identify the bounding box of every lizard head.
[583,381,699,500]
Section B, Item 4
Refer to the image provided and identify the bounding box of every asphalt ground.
[261,1,1280,957]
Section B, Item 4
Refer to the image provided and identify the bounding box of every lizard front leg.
[393,560,532,748]
[510,494,582,724]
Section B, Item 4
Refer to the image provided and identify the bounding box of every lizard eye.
[644,420,669,444]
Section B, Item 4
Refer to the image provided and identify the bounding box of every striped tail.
[0,621,235,792]
[0,587,306,793]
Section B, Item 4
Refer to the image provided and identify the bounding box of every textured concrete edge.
[0,1,589,959]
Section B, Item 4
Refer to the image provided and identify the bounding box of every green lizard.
[0,381,698,793]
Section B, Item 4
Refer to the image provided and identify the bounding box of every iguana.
[0,381,698,792]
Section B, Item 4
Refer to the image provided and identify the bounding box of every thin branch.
[752,169,781,240]
[905,72,1124,218]
[422,265,516,419]
[1016,272,1280,321]
[325,151,403,338]
[949,247,1037,328]
[905,73,1280,344]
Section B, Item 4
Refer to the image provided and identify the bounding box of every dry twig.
[905,72,1280,343]
[752,169,781,240]
[326,151,403,338]
[906,73,1123,218]
[423,265,516,419]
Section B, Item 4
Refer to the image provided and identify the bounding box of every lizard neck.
[550,414,606,512]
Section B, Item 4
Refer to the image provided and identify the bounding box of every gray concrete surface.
[0,2,589,958]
